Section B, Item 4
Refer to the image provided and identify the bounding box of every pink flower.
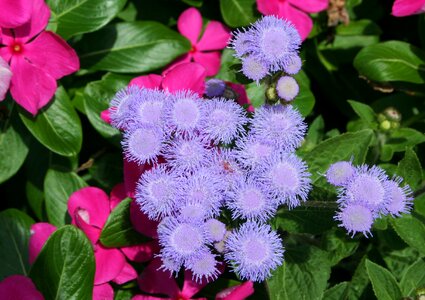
[392,0,425,16]
[167,8,231,76]
[0,275,44,300]
[0,56,12,101]
[0,0,33,28]
[0,0,79,115]
[256,0,329,40]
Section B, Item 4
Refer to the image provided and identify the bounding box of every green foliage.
[365,259,402,300]
[220,0,257,27]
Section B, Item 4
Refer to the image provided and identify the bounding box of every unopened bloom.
[276,76,299,101]
[205,79,226,98]
[392,0,425,17]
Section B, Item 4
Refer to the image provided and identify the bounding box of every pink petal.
[0,57,12,101]
[93,283,114,300]
[138,258,180,298]
[181,270,208,298]
[278,2,313,41]
[74,211,102,245]
[9,56,57,115]
[177,8,203,45]
[12,0,50,44]
[256,0,279,15]
[124,159,152,198]
[110,183,127,211]
[29,222,57,264]
[121,240,160,262]
[112,261,138,284]
[215,281,254,300]
[162,62,206,95]
[95,245,126,285]
[24,31,79,80]
[100,109,111,124]
[192,51,221,76]
[163,53,192,76]
[392,0,425,16]
[0,0,33,28]
[130,200,159,239]
[0,275,43,300]
[129,74,163,89]
[287,0,329,13]
[68,187,111,229]
[197,21,231,51]
[226,82,254,113]
[0,43,13,63]
[132,295,169,300]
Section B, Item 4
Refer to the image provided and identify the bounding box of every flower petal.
[197,21,231,51]
[181,270,208,298]
[121,240,160,262]
[0,0,33,28]
[0,57,12,101]
[95,245,126,285]
[138,258,180,298]
[278,2,313,40]
[392,0,425,16]
[177,8,203,45]
[112,261,138,284]
[288,0,329,13]
[29,222,57,264]
[130,200,159,239]
[256,0,279,15]
[0,275,43,300]
[124,159,153,198]
[93,283,114,300]
[163,53,192,77]
[68,187,111,229]
[110,183,127,211]
[9,56,57,115]
[132,295,170,300]
[129,74,163,89]
[162,62,206,95]
[100,109,111,124]
[24,31,79,80]
[74,211,102,245]
[226,82,254,113]
[192,51,221,76]
[215,281,254,300]
[13,0,50,43]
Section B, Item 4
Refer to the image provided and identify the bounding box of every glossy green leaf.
[365,259,402,300]
[400,258,425,296]
[30,226,95,300]
[354,41,425,84]
[47,0,127,39]
[219,0,257,27]
[396,148,423,189]
[348,100,376,125]
[348,256,370,300]
[100,198,150,247]
[19,87,82,157]
[381,128,425,161]
[44,169,87,226]
[0,209,34,280]
[391,215,425,257]
[322,229,359,266]
[293,70,315,117]
[300,116,325,153]
[79,21,191,73]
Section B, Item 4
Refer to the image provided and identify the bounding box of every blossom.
[0,0,33,28]
[204,219,227,242]
[256,0,329,40]
[392,0,425,17]
[235,135,275,169]
[0,57,12,101]
[385,177,413,216]
[326,161,356,187]
[0,0,79,115]
[0,275,43,300]
[276,76,299,101]
[205,79,226,97]
[168,8,231,76]
[185,249,221,283]
[241,56,269,82]
[334,203,374,237]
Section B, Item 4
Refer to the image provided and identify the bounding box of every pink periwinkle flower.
[0,0,33,28]
[167,8,231,76]
[0,275,44,300]
[392,0,425,17]
[256,0,329,40]
[0,0,79,115]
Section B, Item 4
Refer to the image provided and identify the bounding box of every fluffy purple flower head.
[335,203,374,237]
[202,98,248,144]
[241,55,269,83]
[157,250,182,277]
[122,126,164,165]
[204,219,227,242]
[128,88,168,128]
[185,249,221,283]
[135,165,181,220]
[230,30,254,58]
[227,177,276,223]
[210,148,244,183]
[283,54,302,75]
[258,153,311,208]
[250,104,306,151]
[205,79,226,98]
[224,221,284,282]
[235,135,275,169]
[109,85,142,129]
[326,161,356,187]
[276,76,299,102]
[385,177,413,216]
[158,217,208,263]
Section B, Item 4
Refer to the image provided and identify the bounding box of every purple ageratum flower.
[202,98,248,144]
[276,76,299,102]
[326,161,356,187]
[158,217,208,263]
[258,153,311,208]
[230,30,254,58]
[109,85,142,129]
[335,203,375,237]
[204,219,227,242]
[128,88,168,128]
[241,55,269,83]
[165,90,205,137]
[235,135,275,169]
[224,221,284,282]
[250,104,307,152]
[283,54,302,75]
[122,126,164,165]
[135,165,181,220]
[385,177,413,216]
[157,250,182,277]
[248,16,301,72]
[210,148,244,182]
[205,79,226,98]
[185,249,221,283]
[227,177,276,223]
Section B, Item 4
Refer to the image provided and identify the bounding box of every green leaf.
[267,245,331,300]
[19,87,82,157]
[322,282,349,300]
[348,100,376,125]
[365,259,402,300]
[219,0,257,27]
[30,226,95,300]
[354,41,425,84]
[47,0,127,39]
[293,70,315,117]
[100,198,150,247]
[396,148,423,189]
[44,169,87,226]
[181,0,203,7]
[78,21,191,73]
[300,115,325,153]
[0,209,34,280]
[381,246,420,281]
[381,129,425,161]
[89,152,123,189]
[348,256,370,300]
[399,258,425,296]
[322,229,359,266]
[391,215,425,257]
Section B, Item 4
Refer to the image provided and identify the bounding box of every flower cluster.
[326,161,413,237]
